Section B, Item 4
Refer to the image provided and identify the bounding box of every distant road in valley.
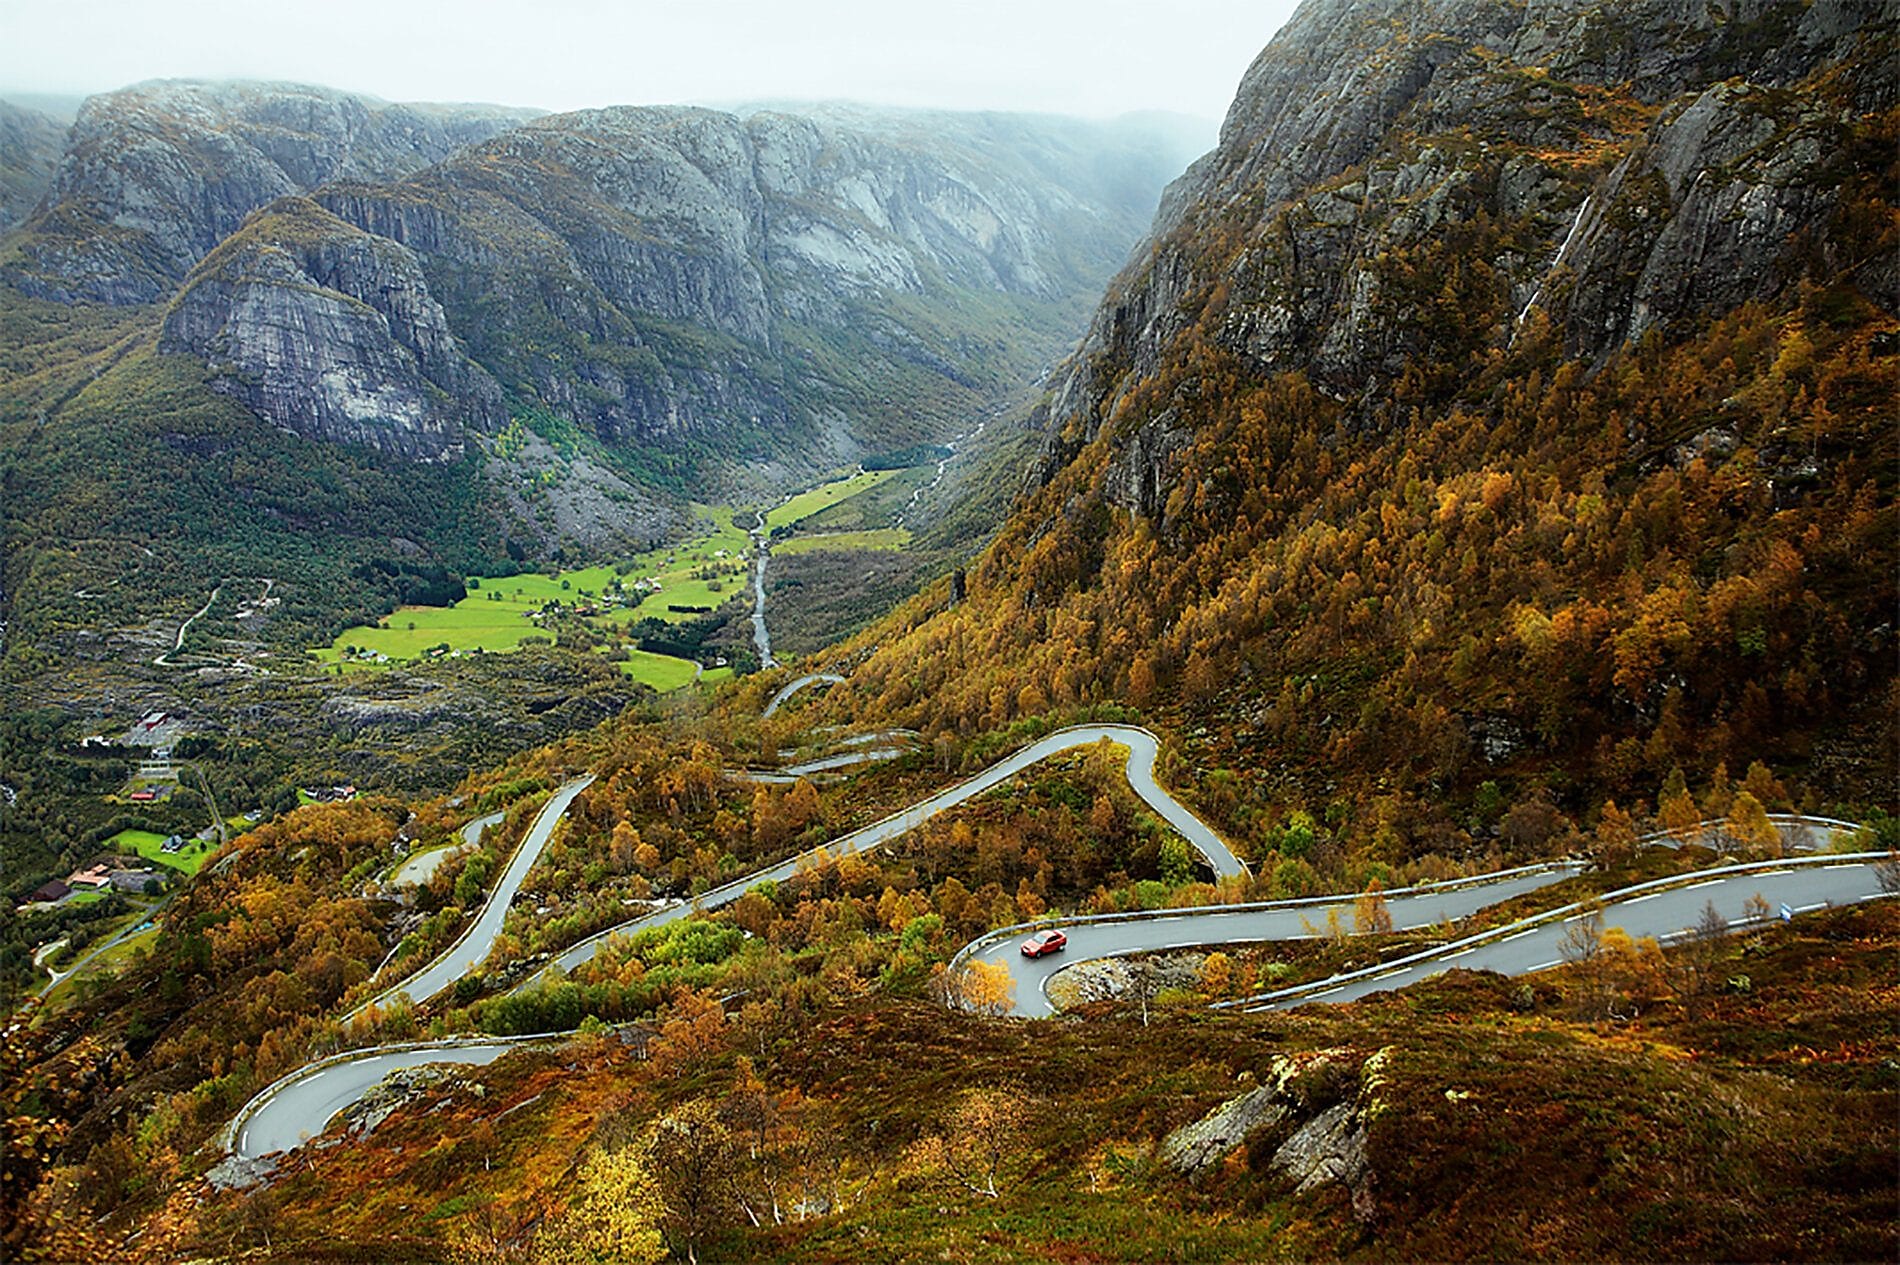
[761,672,845,717]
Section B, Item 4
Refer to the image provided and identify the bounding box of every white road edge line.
[1529,960,1561,972]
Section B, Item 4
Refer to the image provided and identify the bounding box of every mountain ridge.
[816,0,1896,824]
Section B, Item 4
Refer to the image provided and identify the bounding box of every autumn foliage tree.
[1353,880,1394,935]
[644,1100,737,1265]
[905,1086,1036,1199]
[536,1145,665,1265]
[939,959,1015,1017]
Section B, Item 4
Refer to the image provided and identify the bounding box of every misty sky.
[0,0,1300,122]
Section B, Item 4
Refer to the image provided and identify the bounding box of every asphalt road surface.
[348,777,594,1018]
[537,724,1247,983]
[390,810,504,887]
[1247,859,1887,1011]
[761,673,845,717]
[970,865,1583,1018]
[235,1044,519,1158]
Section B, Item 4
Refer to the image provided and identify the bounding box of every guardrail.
[344,776,593,1022]
[217,1028,576,1156]
[527,723,1246,985]
[1219,850,1889,1012]
[943,859,1584,976]
[1635,812,1864,851]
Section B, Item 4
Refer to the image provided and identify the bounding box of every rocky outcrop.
[158,197,504,460]
[1159,1046,1387,1221]
[7,80,539,303]
[1038,0,1895,518]
[336,1063,471,1139]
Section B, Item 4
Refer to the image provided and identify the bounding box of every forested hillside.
[2,2,1894,1262]
[814,0,1897,858]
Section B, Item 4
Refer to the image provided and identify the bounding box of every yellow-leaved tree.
[1353,879,1394,935]
[536,1145,664,1265]
[941,959,1016,1017]
[905,1086,1036,1198]
[1728,791,1781,857]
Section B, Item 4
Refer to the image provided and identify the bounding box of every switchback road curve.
[229,727,1882,1159]
[346,777,594,1021]
[959,863,1586,1019]
[531,724,1247,987]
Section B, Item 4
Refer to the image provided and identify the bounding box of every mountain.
[0,84,1204,888]
[149,103,1202,483]
[825,0,1896,832]
[2,79,542,304]
[1,86,1204,636]
[0,100,64,229]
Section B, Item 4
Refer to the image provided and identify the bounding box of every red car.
[1021,929,1068,958]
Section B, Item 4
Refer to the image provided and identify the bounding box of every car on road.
[1021,928,1068,958]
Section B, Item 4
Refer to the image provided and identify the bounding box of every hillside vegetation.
[809,0,1898,861]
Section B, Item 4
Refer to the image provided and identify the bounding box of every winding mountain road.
[233,1043,522,1159]
[231,724,1243,1156]
[1233,856,1887,1012]
[346,778,593,1020]
[964,864,1585,1019]
[762,673,845,717]
[533,724,1246,985]
[224,711,1885,1163]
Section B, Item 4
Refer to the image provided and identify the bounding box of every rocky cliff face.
[4,80,539,304]
[1041,0,1895,517]
[157,197,505,460]
[0,101,63,230]
[823,0,1892,808]
[242,103,1200,472]
[8,84,1199,480]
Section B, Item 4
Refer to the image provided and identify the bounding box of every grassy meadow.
[765,469,902,530]
[102,827,214,877]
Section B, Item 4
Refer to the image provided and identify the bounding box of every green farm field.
[617,649,703,692]
[765,469,902,530]
[308,472,909,686]
[103,827,214,877]
[773,528,912,555]
[311,503,750,683]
